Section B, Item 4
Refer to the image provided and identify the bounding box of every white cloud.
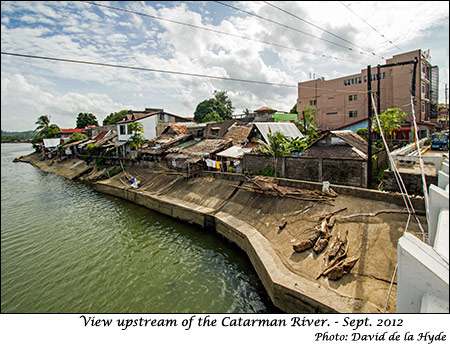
[1,74,130,131]
[1,1,448,131]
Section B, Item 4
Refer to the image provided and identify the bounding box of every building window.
[127,125,133,135]
[159,114,165,121]
[309,99,317,106]
[119,125,126,135]
[349,94,358,101]
[326,112,338,115]
[349,111,358,118]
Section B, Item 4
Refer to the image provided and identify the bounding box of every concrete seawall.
[18,152,428,313]
[94,180,339,312]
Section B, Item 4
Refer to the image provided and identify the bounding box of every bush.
[86,144,98,154]
[255,165,275,177]
[106,166,123,178]
[96,157,105,169]
[64,133,87,146]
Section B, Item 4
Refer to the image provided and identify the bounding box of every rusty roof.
[224,124,252,143]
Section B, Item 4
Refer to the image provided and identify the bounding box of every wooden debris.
[319,207,347,221]
[316,231,358,281]
[308,230,321,243]
[328,235,344,261]
[327,257,359,281]
[238,176,338,202]
[327,215,336,229]
[313,237,329,254]
[293,240,314,253]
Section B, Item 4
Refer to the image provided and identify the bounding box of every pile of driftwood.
[232,177,338,203]
[292,208,359,281]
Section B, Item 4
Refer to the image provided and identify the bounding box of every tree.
[76,113,98,129]
[31,124,60,151]
[289,104,298,114]
[201,111,222,123]
[34,115,50,135]
[214,90,234,114]
[256,129,308,177]
[103,110,129,125]
[127,122,145,149]
[297,105,318,143]
[373,108,407,145]
[32,115,61,150]
[194,90,233,122]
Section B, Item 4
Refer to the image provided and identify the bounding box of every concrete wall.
[383,171,437,196]
[242,154,367,188]
[93,180,341,313]
[396,158,449,313]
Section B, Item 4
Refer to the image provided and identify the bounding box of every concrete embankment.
[18,152,427,313]
[17,152,92,180]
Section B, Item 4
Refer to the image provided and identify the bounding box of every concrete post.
[428,184,449,246]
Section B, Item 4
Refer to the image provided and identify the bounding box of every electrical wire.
[262,1,384,59]
[81,1,358,64]
[1,51,375,95]
[370,93,426,239]
[0,51,299,88]
[215,1,383,60]
[339,1,405,54]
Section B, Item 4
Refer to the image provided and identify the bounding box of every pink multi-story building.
[297,49,439,141]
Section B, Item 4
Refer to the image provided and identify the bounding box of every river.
[1,143,277,313]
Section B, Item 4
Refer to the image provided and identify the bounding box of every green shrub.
[255,165,275,177]
[106,166,123,178]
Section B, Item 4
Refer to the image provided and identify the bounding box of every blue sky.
[1,1,449,131]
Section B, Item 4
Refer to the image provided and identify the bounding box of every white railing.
[396,158,449,313]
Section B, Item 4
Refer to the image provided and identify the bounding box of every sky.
[1,1,449,132]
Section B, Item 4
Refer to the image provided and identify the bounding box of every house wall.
[117,116,158,142]
[297,50,433,133]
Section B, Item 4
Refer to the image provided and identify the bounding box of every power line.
[262,1,384,59]
[81,1,358,64]
[215,1,384,60]
[1,51,368,95]
[339,1,405,54]
[0,51,297,88]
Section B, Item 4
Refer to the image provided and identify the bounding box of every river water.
[1,143,277,313]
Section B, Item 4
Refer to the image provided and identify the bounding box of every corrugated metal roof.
[217,145,252,159]
[253,122,304,143]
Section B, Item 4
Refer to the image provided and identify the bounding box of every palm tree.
[257,129,290,177]
[34,115,50,135]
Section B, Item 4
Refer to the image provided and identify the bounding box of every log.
[293,240,313,253]
[313,237,329,254]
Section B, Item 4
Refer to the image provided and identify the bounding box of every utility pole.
[366,57,418,189]
[367,65,373,188]
[377,64,381,115]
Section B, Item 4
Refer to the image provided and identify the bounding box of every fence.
[242,154,368,188]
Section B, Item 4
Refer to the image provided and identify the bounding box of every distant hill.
[1,130,36,143]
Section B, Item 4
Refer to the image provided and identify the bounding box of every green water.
[1,143,277,313]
